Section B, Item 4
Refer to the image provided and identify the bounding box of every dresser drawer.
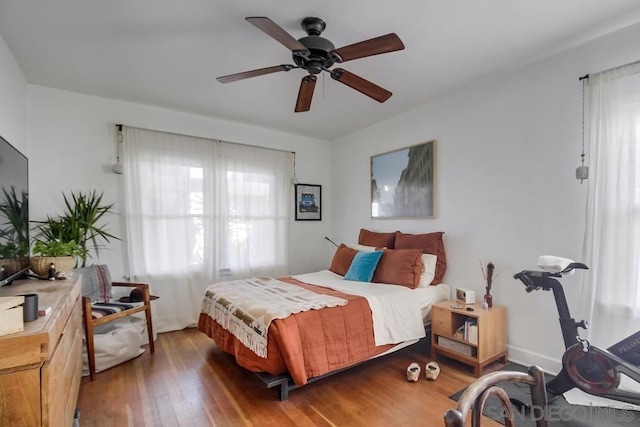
[0,368,41,427]
[42,296,82,426]
[431,305,449,336]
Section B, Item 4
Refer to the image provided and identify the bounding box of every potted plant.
[31,190,119,275]
[0,187,30,274]
[30,237,84,277]
[58,190,119,267]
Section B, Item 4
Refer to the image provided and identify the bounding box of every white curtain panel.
[122,127,292,332]
[580,62,640,346]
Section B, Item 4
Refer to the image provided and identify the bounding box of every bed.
[197,229,450,399]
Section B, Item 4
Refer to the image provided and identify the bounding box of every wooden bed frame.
[256,364,363,401]
[255,324,432,400]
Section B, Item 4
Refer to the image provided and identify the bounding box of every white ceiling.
[2,1,640,141]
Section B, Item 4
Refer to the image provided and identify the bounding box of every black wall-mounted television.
[0,133,29,286]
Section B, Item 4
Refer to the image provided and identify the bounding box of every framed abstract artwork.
[371,140,436,219]
[295,184,321,221]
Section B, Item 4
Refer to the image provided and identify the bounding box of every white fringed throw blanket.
[201,277,348,358]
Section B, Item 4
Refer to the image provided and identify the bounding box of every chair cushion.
[74,265,113,302]
[90,302,135,319]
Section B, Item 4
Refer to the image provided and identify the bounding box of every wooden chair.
[76,265,155,381]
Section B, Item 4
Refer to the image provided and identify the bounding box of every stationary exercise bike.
[514,256,640,406]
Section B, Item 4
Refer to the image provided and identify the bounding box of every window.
[120,127,292,331]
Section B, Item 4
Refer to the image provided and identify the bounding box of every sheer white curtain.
[580,61,640,346]
[121,127,292,332]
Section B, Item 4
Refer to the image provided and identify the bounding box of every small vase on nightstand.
[483,292,493,309]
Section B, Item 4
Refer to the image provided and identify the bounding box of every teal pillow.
[344,250,384,282]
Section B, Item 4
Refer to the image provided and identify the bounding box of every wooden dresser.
[0,276,82,426]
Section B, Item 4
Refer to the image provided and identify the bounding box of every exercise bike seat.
[537,255,588,275]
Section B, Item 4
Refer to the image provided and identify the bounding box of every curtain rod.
[578,58,640,81]
[114,123,295,155]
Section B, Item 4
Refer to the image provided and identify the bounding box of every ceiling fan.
[217,17,405,112]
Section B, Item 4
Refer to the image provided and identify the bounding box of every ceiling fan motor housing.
[293,17,336,74]
[294,36,336,74]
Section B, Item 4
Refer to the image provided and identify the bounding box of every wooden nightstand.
[431,300,507,376]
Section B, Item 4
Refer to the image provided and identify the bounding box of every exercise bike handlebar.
[513,270,543,292]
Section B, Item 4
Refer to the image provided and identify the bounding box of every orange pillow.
[329,244,358,276]
[358,228,396,249]
[372,249,424,289]
[394,231,447,285]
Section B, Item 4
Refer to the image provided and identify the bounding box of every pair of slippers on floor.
[406,361,440,382]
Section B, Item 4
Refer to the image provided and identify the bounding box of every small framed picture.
[295,184,321,221]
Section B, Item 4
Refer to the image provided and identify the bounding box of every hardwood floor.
[77,328,503,427]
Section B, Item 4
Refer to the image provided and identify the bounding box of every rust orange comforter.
[197,277,396,385]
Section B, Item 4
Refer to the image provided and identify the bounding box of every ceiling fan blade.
[331,33,405,63]
[217,65,293,83]
[330,68,392,103]
[246,17,309,55]
[295,75,317,112]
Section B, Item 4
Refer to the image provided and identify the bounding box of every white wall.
[26,86,333,281]
[331,22,640,373]
[0,34,28,153]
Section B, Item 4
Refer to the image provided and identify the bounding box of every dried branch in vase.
[480,260,507,294]
[486,262,494,294]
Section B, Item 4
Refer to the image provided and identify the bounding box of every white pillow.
[418,254,438,287]
[346,243,380,252]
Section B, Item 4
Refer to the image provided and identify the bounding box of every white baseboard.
[506,344,562,376]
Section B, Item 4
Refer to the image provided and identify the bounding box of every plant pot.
[0,256,30,275]
[30,256,76,277]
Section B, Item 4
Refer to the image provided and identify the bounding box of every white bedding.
[293,270,450,346]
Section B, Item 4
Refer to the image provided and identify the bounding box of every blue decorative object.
[344,250,383,282]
